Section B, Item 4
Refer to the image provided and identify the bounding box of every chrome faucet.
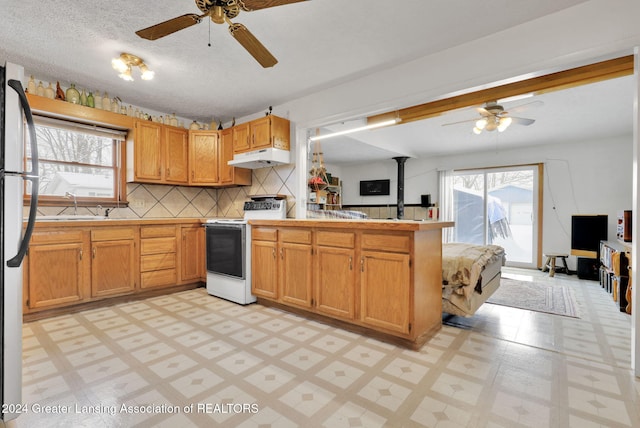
[64,191,77,215]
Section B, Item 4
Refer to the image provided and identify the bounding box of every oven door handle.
[204,223,245,230]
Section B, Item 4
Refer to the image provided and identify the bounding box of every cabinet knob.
[361,257,364,272]
[272,248,276,258]
[349,256,353,270]
[92,247,96,259]
[280,248,284,259]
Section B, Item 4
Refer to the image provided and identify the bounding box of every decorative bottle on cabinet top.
[66,83,80,104]
[36,81,45,97]
[44,82,55,99]
[27,75,36,94]
[87,91,95,108]
[102,92,110,110]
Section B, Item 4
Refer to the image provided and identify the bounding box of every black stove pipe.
[393,156,409,219]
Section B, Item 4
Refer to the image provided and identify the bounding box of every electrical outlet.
[131,200,145,209]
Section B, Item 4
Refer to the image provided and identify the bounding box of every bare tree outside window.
[25,123,120,201]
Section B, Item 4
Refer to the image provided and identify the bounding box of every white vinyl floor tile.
[10,267,640,427]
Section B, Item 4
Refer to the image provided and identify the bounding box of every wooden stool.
[542,253,570,277]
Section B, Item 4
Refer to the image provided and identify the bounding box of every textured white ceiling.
[0,0,590,125]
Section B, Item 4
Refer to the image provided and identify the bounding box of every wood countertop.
[248,218,454,231]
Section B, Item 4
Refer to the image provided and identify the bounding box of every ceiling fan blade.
[476,107,490,116]
[510,116,535,126]
[239,0,308,11]
[229,23,278,68]
[136,14,203,40]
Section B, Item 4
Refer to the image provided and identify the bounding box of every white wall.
[337,136,633,269]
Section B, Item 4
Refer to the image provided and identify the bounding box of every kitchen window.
[25,116,127,206]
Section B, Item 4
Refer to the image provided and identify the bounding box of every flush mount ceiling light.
[111,53,154,81]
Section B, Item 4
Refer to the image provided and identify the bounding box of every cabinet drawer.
[91,227,135,241]
[316,230,355,248]
[141,253,176,272]
[361,233,410,253]
[280,228,312,244]
[141,237,176,255]
[141,225,176,238]
[141,269,177,289]
[252,228,277,242]
[31,229,83,245]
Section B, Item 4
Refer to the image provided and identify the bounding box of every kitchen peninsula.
[249,218,454,349]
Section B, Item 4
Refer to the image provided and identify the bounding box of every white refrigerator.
[1,62,39,422]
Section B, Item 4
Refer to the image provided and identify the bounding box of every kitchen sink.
[34,215,109,221]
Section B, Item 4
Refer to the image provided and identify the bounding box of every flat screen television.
[571,214,608,258]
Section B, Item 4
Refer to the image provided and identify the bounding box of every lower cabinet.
[251,228,279,299]
[140,225,177,289]
[24,221,205,316]
[360,250,411,334]
[91,227,137,298]
[279,229,313,309]
[25,230,87,310]
[251,225,428,346]
[180,225,205,282]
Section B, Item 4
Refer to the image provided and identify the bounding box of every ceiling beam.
[367,55,634,126]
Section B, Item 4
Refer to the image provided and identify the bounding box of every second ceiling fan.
[135,0,308,68]
[443,100,542,134]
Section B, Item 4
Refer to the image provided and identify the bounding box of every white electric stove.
[204,195,286,304]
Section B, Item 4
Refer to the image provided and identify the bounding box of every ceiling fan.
[135,0,307,68]
[443,100,542,134]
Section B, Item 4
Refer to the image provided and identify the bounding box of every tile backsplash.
[30,164,297,219]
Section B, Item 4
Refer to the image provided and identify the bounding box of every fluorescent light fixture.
[309,118,399,141]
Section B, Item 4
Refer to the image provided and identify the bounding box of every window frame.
[24,116,129,207]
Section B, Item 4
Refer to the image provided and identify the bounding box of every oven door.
[205,223,246,279]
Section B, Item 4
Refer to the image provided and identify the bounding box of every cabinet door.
[315,246,355,319]
[181,226,204,282]
[92,240,136,297]
[164,126,189,183]
[250,116,271,150]
[233,122,250,153]
[189,131,219,185]
[251,240,278,299]
[134,120,163,181]
[27,243,84,309]
[360,250,411,334]
[219,128,235,184]
[280,242,313,308]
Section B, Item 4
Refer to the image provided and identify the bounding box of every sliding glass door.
[451,165,540,268]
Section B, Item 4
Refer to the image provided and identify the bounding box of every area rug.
[487,277,580,318]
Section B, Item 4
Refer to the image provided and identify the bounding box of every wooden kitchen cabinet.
[180,225,205,283]
[164,126,189,184]
[140,225,178,289]
[25,230,87,310]
[129,120,188,185]
[251,228,279,299]
[234,115,290,154]
[132,120,163,182]
[249,220,450,349]
[189,130,219,185]
[279,229,313,309]
[90,227,137,298]
[360,250,411,334]
[219,128,251,186]
[232,122,250,153]
[314,230,356,320]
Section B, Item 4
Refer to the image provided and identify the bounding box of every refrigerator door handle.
[6,78,39,268]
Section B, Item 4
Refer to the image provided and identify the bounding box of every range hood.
[228,147,290,169]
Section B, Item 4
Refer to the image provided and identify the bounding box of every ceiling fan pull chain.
[208,17,212,47]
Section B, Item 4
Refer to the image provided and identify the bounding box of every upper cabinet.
[128,123,252,187]
[234,115,291,154]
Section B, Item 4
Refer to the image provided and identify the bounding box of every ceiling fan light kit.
[135,0,308,68]
[111,53,154,81]
[445,100,538,135]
